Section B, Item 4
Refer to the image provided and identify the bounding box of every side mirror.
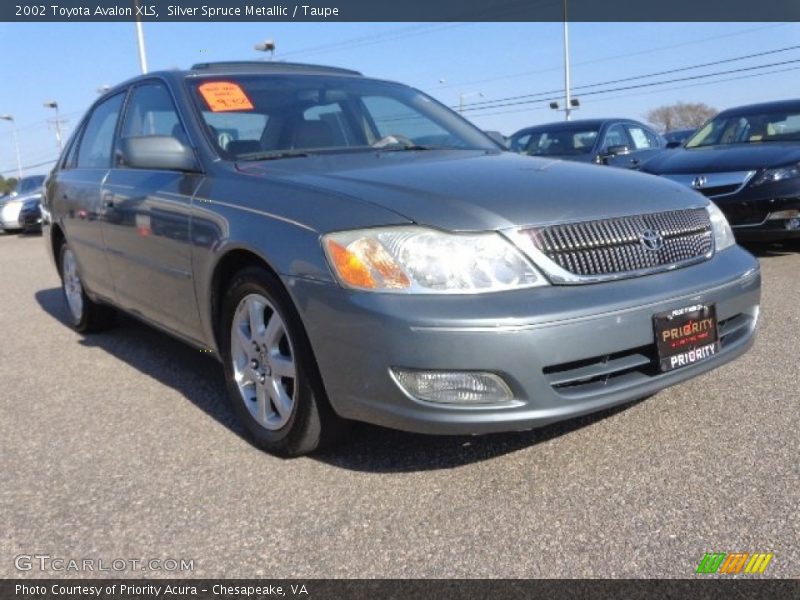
[118,136,198,172]
[665,141,682,149]
[484,130,509,149]
[603,144,630,158]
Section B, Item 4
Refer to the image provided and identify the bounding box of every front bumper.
[19,207,42,232]
[287,245,760,435]
[712,182,800,241]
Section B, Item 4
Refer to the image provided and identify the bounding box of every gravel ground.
[1,232,797,579]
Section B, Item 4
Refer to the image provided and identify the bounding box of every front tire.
[220,266,345,456]
[59,242,115,333]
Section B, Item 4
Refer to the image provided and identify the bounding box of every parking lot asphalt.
[1,232,797,579]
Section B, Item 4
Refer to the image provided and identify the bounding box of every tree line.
[0,175,18,196]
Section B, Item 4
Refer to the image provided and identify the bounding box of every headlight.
[706,202,735,251]
[750,163,800,187]
[322,226,547,293]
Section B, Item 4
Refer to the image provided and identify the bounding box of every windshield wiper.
[373,144,474,152]
[236,150,312,162]
[376,144,434,151]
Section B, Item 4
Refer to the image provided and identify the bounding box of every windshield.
[686,108,800,148]
[512,127,599,156]
[15,175,45,195]
[187,74,496,160]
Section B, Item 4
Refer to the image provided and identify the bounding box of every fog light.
[767,209,800,220]
[390,368,513,404]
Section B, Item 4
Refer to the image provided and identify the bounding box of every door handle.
[101,192,115,209]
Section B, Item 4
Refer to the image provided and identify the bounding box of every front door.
[101,81,204,340]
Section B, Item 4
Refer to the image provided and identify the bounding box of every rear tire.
[59,242,115,333]
[220,266,346,457]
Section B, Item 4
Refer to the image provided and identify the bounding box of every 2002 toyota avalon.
[42,62,761,456]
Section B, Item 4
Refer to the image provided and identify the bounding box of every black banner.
[4,0,800,22]
[3,579,799,600]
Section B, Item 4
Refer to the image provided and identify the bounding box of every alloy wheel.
[230,293,297,430]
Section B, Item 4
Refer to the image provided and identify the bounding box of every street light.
[562,0,576,121]
[254,40,276,59]
[549,98,580,114]
[0,114,23,180]
[43,101,63,152]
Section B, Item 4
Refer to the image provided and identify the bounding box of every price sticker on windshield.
[198,81,254,112]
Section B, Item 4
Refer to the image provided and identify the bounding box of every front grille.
[522,208,713,279]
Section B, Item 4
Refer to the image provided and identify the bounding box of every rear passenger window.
[121,82,186,141]
[60,125,84,169]
[627,125,658,150]
[510,133,531,153]
[604,124,629,149]
[76,93,124,169]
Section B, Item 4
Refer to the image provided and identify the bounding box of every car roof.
[511,118,641,137]
[718,99,800,116]
[95,61,369,102]
[188,61,362,76]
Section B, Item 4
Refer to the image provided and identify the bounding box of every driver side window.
[604,124,629,149]
[121,82,186,142]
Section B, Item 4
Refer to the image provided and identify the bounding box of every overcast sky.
[1,21,799,176]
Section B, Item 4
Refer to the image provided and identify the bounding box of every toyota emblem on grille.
[691,175,707,189]
[639,229,664,252]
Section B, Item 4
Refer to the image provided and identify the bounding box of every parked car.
[509,118,665,168]
[18,200,43,233]
[484,130,509,148]
[0,175,45,233]
[43,61,760,456]
[663,128,696,148]
[641,100,800,241]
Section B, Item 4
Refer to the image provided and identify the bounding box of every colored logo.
[696,552,773,574]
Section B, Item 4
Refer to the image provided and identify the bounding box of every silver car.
[43,62,760,456]
[1,175,45,232]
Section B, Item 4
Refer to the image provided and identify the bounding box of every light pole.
[43,101,64,152]
[563,0,573,121]
[134,0,148,74]
[459,91,483,114]
[0,114,23,180]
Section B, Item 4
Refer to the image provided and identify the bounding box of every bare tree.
[644,102,718,132]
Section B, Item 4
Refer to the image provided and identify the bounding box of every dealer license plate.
[653,304,720,372]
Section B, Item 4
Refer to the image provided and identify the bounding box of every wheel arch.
[208,246,286,352]
[50,223,66,276]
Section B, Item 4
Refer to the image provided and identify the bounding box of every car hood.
[237,151,705,231]
[1,191,41,204]
[641,143,800,174]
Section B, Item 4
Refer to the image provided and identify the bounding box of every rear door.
[101,80,205,340]
[54,92,125,301]
[622,122,665,168]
